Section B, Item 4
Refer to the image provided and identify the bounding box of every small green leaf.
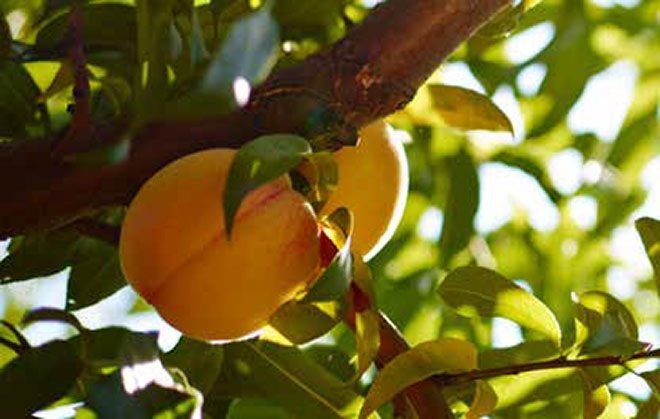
[351,258,380,381]
[438,148,479,266]
[267,300,340,345]
[224,134,311,236]
[427,84,514,133]
[438,266,562,346]
[68,327,160,367]
[353,309,380,381]
[0,340,83,417]
[635,217,660,296]
[580,369,611,419]
[466,380,498,419]
[573,291,645,357]
[164,337,225,395]
[359,338,478,419]
[203,4,279,95]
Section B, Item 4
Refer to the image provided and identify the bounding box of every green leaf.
[438,266,562,346]
[224,134,311,236]
[66,237,126,310]
[573,291,645,357]
[164,337,225,395]
[353,309,380,381]
[580,369,611,419]
[360,338,477,419]
[0,231,79,283]
[427,84,514,133]
[0,62,41,136]
[438,148,480,266]
[466,380,498,419]
[267,300,340,345]
[68,327,160,367]
[635,217,660,296]
[0,340,83,417]
[0,232,126,310]
[0,13,10,63]
[86,370,200,418]
[211,341,363,418]
[203,4,279,94]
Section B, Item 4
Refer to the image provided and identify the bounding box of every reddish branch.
[0,0,510,239]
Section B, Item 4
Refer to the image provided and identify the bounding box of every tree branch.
[435,348,660,387]
[0,0,511,238]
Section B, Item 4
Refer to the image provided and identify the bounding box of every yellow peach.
[119,149,321,341]
[320,120,409,260]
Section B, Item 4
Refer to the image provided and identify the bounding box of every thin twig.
[435,348,660,387]
[53,0,91,155]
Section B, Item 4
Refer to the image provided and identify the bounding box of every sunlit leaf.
[466,380,498,419]
[635,217,660,296]
[427,84,514,134]
[359,338,478,419]
[224,134,311,235]
[439,266,562,346]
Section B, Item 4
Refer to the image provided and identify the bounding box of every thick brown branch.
[0,0,511,238]
[435,348,660,387]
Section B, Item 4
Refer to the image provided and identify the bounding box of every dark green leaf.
[580,369,611,419]
[438,266,562,346]
[223,134,311,235]
[86,370,199,419]
[0,231,79,283]
[573,291,644,357]
[211,341,363,418]
[68,328,159,367]
[164,337,225,395]
[438,148,480,265]
[66,237,126,310]
[0,340,83,417]
[641,370,660,402]
[635,217,660,296]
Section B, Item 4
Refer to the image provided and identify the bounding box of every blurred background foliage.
[0,0,658,417]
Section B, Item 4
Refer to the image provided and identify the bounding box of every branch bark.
[0,0,510,238]
[435,348,660,387]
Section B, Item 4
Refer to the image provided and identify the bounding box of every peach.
[119,149,321,341]
[320,120,409,260]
